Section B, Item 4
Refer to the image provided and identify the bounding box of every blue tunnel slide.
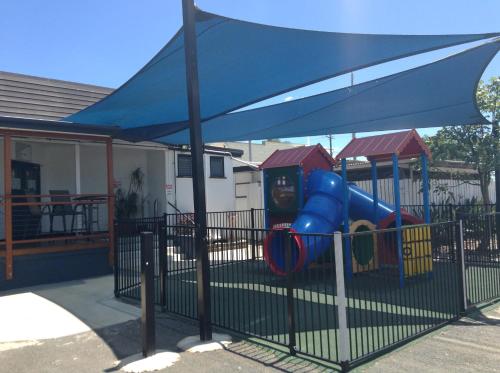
[264,169,397,275]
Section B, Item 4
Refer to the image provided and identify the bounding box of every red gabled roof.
[260,144,335,169]
[335,129,431,162]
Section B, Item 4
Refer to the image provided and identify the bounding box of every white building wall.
[112,146,150,217]
[81,144,169,221]
[79,143,107,230]
[37,142,76,195]
[234,170,262,210]
[174,151,236,215]
[80,143,107,194]
[164,149,177,214]
[37,142,76,232]
[146,150,166,216]
[355,177,496,205]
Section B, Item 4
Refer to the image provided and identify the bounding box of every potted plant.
[115,168,146,234]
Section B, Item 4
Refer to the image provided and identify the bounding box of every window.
[210,156,225,178]
[271,175,296,209]
[177,154,192,177]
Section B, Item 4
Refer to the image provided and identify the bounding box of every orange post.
[3,135,13,279]
[106,138,115,265]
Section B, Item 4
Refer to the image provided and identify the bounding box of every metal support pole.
[113,222,119,297]
[334,232,350,369]
[456,220,468,313]
[370,160,379,225]
[106,138,115,265]
[141,231,156,357]
[392,154,404,288]
[421,154,431,224]
[159,214,167,312]
[285,230,296,355]
[250,208,256,260]
[341,158,352,279]
[182,0,212,340]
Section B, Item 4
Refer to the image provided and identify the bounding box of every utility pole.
[328,134,333,156]
[181,0,212,340]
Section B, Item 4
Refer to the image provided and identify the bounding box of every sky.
[0,0,498,154]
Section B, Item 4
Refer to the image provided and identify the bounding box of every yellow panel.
[350,220,379,273]
[402,225,432,276]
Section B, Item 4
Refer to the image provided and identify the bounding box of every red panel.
[302,147,334,180]
[335,129,431,161]
[260,144,335,170]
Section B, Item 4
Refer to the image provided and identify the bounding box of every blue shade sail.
[157,40,499,144]
[65,8,498,135]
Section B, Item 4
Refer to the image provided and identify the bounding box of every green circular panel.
[352,225,375,266]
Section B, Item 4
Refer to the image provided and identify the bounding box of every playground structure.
[262,130,433,286]
[103,4,500,365]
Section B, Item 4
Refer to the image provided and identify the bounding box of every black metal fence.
[461,212,500,305]
[114,216,165,303]
[401,203,495,223]
[342,222,461,363]
[114,208,500,370]
[164,208,265,231]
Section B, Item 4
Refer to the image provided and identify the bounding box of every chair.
[48,190,86,233]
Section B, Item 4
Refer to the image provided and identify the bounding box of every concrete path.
[0,276,323,372]
[0,275,499,372]
[0,276,140,344]
[356,304,500,373]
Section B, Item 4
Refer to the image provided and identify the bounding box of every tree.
[424,77,499,204]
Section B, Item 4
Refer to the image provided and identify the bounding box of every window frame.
[177,154,193,178]
[209,156,225,179]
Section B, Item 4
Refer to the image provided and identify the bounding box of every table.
[73,195,107,233]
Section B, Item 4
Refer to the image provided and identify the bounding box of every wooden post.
[106,138,115,265]
[3,135,13,280]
